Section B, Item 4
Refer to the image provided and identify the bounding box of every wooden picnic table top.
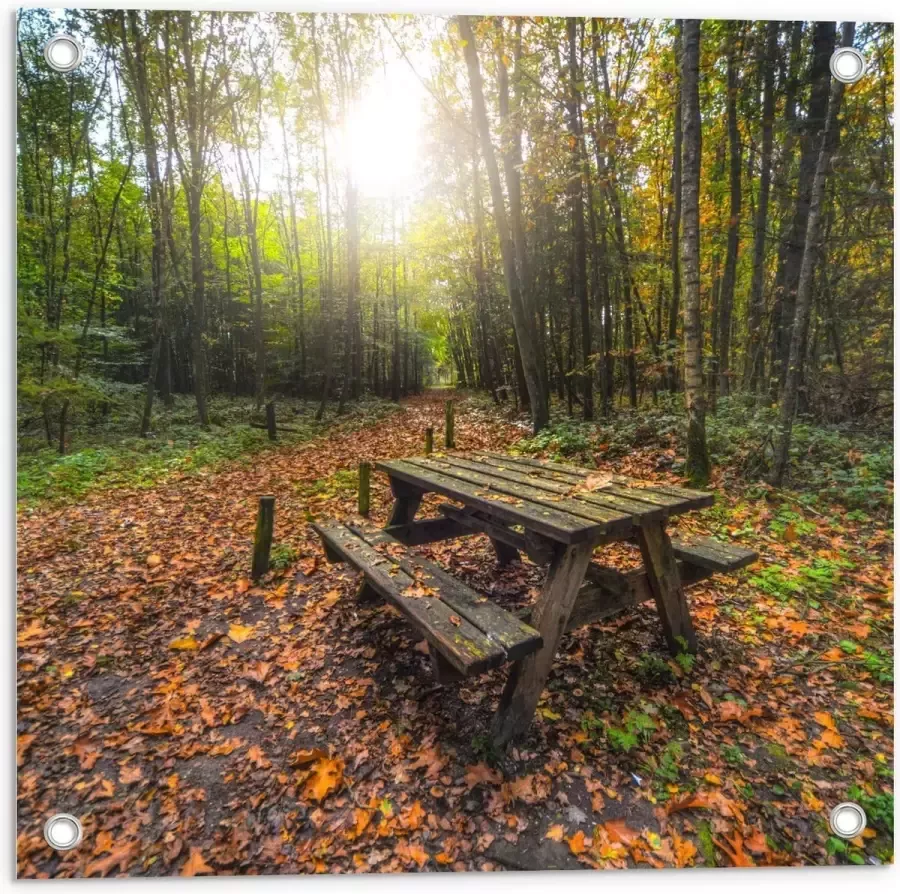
[375,451,713,546]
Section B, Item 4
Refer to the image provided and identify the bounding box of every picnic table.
[314,451,756,745]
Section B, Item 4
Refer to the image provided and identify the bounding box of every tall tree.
[716,24,743,397]
[680,20,711,485]
[457,15,548,433]
[744,20,779,391]
[773,23,855,485]
[566,18,592,420]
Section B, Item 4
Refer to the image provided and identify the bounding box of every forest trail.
[17,392,893,876]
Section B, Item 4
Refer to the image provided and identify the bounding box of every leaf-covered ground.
[17,391,893,876]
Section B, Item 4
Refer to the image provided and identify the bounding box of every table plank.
[438,455,664,524]
[376,459,603,544]
[471,451,713,513]
[406,457,634,536]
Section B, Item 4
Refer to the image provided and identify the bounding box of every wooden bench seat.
[559,535,758,632]
[312,520,543,681]
[670,535,758,574]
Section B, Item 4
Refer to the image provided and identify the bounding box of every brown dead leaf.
[465,762,502,788]
[85,841,139,877]
[16,734,35,767]
[180,847,214,877]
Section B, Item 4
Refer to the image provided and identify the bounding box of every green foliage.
[269,543,299,571]
[848,785,893,836]
[17,395,400,506]
[721,743,746,766]
[514,421,594,463]
[606,709,657,754]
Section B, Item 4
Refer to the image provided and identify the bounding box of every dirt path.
[16,392,894,876]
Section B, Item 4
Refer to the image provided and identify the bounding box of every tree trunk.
[457,15,548,432]
[771,23,836,392]
[666,21,683,394]
[744,20,778,391]
[566,18,593,420]
[716,27,742,397]
[773,23,854,485]
[680,20,711,486]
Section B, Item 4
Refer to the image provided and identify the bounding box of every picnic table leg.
[490,538,519,567]
[635,520,698,654]
[387,477,424,526]
[492,539,595,747]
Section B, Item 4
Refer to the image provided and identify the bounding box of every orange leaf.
[146,553,162,567]
[302,757,344,803]
[465,762,501,788]
[181,847,214,877]
[227,623,255,643]
[85,841,139,877]
[672,831,697,867]
[567,829,587,855]
[545,824,565,842]
[17,734,35,767]
[604,819,640,846]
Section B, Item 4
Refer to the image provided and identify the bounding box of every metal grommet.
[830,47,865,84]
[43,34,84,73]
[828,802,867,839]
[43,813,83,851]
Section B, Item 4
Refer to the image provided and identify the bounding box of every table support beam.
[492,540,596,747]
[636,521,698,654]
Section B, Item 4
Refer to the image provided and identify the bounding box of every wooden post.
[265,401,277,441]
[425,427,433,455]
[251,496,275,580]
[358,462,371,517]
[445,400,455,448]
[635,521,698,654]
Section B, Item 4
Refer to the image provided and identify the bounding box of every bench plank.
[313,521,506,675]
[671,535,758,572]
[347,522,542,662]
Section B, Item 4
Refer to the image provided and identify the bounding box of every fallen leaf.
[545,824,565,842]
[302,757,344,802]
[85,841,139,877]
[146,553,162,567]
[17,734,35,767]
[567,829,587,855]
[228,623,255,643]
[465,762,501,788]
[180,847,214,877]
[169,635,200,651]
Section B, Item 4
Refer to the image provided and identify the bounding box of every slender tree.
[680,20,711,485]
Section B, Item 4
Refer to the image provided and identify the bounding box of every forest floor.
[16,390,893,877]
